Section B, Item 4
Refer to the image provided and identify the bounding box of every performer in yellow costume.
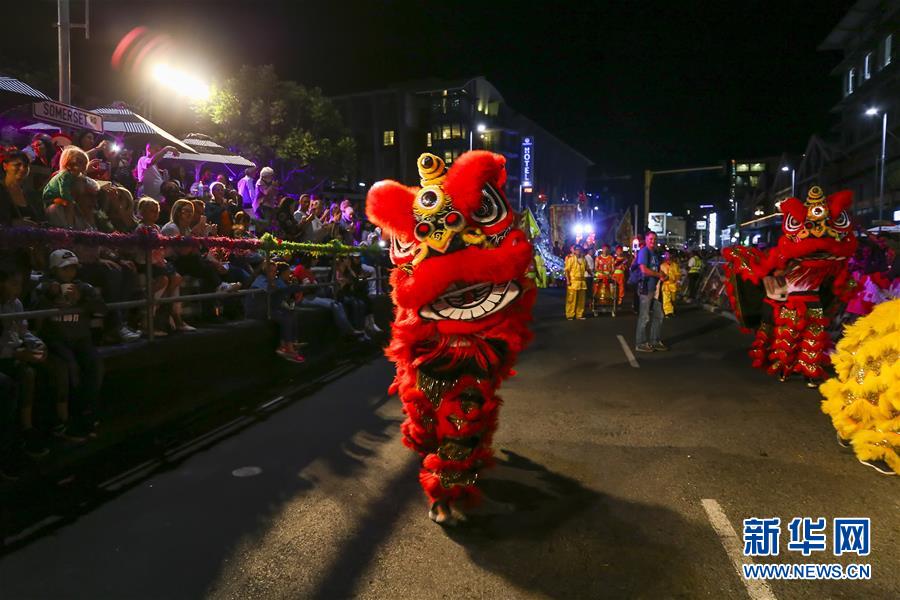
[660,252,680,316]
[820,298,900,475]
[612,245,627,305]
[564,245,587,320]
[594,244,615,304]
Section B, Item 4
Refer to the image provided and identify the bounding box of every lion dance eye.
[832,210,850,229]
[473,183,508,226]
[784,213,803,233]
[810,205,826,218]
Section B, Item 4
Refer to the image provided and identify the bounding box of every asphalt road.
[2,290,898,599]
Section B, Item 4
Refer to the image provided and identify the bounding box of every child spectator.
[245,261,305,363]
[136,198,193,334]
[0,263,52,473]
[41,145,88,206]
[32,249,105,438]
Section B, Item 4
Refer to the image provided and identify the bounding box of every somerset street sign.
[32,101,104,134]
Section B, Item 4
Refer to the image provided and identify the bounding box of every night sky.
[8,0,856,210]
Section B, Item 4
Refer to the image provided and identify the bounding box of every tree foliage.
[196,65,355,191]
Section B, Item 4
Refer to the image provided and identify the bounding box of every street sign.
[521,136,533,187]
[696,220,707,230]
[32,100,104,133]
[648,212,667,234]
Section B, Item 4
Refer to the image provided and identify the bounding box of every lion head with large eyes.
[366,151,534,337]
[776,185,856,261]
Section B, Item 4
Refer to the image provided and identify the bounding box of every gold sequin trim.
[808,308,824,319]
[779,308,799,322]
[439,469,478,488]
[437,438,476,461]
[446,414,466,431]
[416,371,457,409]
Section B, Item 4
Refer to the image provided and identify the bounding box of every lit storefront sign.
[708,212,718,247]
[521,136,533,187]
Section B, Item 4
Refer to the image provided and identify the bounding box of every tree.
[196,65,355,191]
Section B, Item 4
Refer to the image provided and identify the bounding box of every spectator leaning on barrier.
[32,249,105,439]
[0,262,52,476]
[245,261,305,363]
[137,198,193,333]
[292,258,368,341]
[0,149,45,228]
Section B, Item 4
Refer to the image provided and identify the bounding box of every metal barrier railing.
[1,249,390,344]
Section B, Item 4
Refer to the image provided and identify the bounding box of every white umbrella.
[90,105,195,153]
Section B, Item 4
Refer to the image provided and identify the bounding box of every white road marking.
[701,498,778,600]
[616,334,640,368]
[232,466,263,477]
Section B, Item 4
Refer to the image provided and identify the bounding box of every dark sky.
[8,0,855,208]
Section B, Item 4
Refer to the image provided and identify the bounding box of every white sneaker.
[119,326,142,342]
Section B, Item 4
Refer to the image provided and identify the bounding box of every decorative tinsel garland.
[0,227,383,257]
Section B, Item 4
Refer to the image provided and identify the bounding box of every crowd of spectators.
[0,129,387,480]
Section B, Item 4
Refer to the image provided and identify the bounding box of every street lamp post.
[865,107,887,230]
[469,122,486,151]
[781,165,796,197]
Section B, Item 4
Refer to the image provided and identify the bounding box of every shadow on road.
[440,450,727,598]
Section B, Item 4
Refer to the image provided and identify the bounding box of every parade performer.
[565,245,587,320]
[365,151,535,525]
[660,252,680,317]
[820,298,900,475]
[724,186,856,386]
[612,245,627,305]
[594,244,615,304]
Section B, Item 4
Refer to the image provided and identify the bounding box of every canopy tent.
[90,105,195,153]
[0,76,51,112]
[163,133,254,176]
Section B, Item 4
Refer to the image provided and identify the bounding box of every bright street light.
[152,63,211,101]
[781,165,789,172]
[476,123,487,133]
[865,107,880,116]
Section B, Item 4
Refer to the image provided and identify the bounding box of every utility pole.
[56,0,90,104]
[643,165,723,233]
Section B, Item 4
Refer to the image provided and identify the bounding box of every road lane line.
[701,499,778,600]
[616,334,640,368]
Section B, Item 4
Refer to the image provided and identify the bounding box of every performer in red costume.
[724,186,856,387]
[366,151,535,526]
[594,244,615,304]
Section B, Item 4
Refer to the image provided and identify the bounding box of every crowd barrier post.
[144,245,155,342]
[264,249,272,321]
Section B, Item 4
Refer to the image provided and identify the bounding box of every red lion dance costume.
[724,186,856,386]
[366,151,535,526]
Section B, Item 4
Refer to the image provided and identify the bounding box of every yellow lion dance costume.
[820,298,900,475]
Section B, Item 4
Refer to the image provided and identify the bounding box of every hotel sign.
[521,136,533,187]
[33,101,104,134]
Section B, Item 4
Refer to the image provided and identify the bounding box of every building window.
[383,130,395,146]
[441,125,451,140]
[736,163,749,172]
[846,67,856,95]
[883,34,894,69]
[444,150,453,164]
[426,132,432,147]
[451,123,461,138]
[864,52,873,80]
[749,175,760,188]
[750,162,765,172]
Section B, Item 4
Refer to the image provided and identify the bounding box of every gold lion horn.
[807,186,824,201]
[417,153,446,187]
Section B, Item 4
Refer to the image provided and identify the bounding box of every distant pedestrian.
[687,251,703,302]
[634,231,667,352]
[564,245,587,320]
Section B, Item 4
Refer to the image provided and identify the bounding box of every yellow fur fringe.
[820,299,900,474]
